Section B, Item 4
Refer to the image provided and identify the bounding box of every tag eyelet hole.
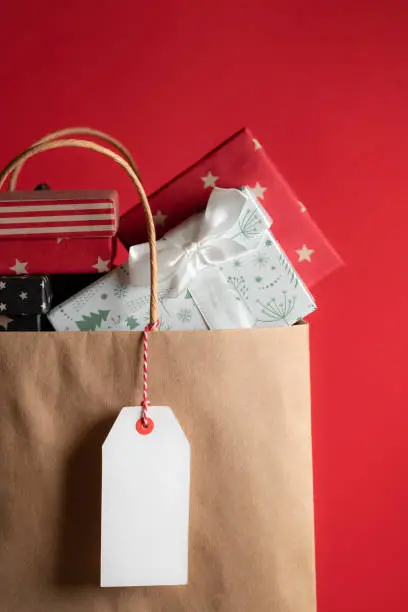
[136,417,154,435]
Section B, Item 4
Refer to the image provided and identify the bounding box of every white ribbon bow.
[129,187,251,295]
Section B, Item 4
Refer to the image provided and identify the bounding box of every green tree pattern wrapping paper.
[48,188,316,332]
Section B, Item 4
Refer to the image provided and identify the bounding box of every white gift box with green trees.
[48,188,316,332]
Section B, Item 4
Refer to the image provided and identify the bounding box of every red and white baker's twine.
[141,320,160,425]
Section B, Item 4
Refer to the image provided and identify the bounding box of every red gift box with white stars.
[119,128,342,288]
[0,190,118,275]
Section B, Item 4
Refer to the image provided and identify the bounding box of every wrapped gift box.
[48,188,316,332]
[0,275,52,314]
[49,273,104,306]
[0,190,118,274]
[0,314,41,332]
[119,128,342,288]
[41,273,104,330]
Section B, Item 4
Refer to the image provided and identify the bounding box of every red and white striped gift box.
[0,190,118,239]
[0,190,119,275]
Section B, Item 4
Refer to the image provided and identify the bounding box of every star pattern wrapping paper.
[0,314,41,332]
[0,275,52,315]
[0,237,114,275]
[119,128,342,288]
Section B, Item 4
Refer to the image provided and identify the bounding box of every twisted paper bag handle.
[0,137,158,325]
[5,127,141,191]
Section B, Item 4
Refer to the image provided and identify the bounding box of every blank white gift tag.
[101,406,190,587]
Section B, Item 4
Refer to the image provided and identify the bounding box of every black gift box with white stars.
[0,275,52,315]
[0,314,41,332]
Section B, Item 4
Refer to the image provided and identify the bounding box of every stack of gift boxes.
[0,129,342,333]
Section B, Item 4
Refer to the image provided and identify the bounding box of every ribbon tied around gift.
[129,187,271,297]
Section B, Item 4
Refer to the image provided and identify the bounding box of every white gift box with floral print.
[48,188,316,332]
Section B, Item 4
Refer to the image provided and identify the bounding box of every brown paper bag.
[0,133,316,612]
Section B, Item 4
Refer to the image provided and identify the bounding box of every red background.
[1,2,407,610]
